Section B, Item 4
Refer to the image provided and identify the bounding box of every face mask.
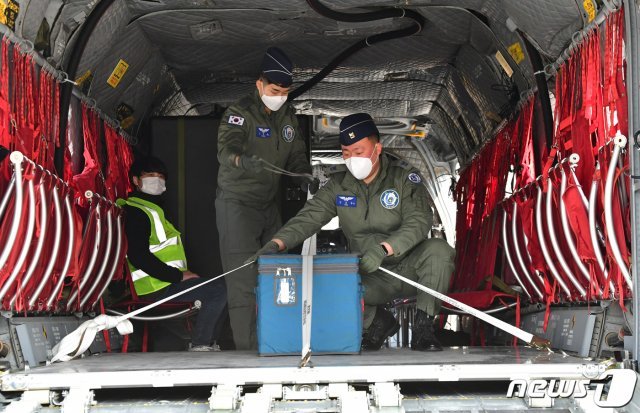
[260,82,287,112]
[140,176,166,196]
[345,145,378,180]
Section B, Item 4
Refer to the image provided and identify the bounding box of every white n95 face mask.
[259,81,287,112]
[345,145,378,180]
[140,176,166,195]
[261,94,287,112]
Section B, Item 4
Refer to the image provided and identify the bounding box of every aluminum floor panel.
[1,347,602,391]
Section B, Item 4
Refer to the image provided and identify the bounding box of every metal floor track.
[1,346,603,391]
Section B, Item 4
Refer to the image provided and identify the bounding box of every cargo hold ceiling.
[8,0,592,164]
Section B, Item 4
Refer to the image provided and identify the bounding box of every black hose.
[55,0,117,175]
[306,0,425,24]
[289,0,425,101]
[518,30,554,175]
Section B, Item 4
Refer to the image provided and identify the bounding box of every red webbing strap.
[99,298,112,353]
[103,124,119,201]
[12,46,37,159]
[0,38,10,153]
[604,9,628,138]
[478,318,486,347]
[72,106,106,196]
[613,10,628,136]
[514,100,536,187]
[541,147,558,192]
[453,167,474,290]
[517,194,546,274]
[121,334,129,353]
[103,123,133,201]
[111,208,127,282]
[563,174,603,296]
[573,32,598,184]
[543,280,557,332]
[117,134,133,196]
[549,168,584,300]
[68,202,99,312]
[35,69,56,171]
[453,102,537,293]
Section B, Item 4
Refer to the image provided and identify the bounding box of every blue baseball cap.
[261,47,293,87]
[339,113,379,146]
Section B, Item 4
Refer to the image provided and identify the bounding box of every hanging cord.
[259,158,315,179]
[289,1,425,101]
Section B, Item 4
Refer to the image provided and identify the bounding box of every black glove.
[294,175,320,195]
[359,245,387,274]
[238,154,264,173]
[244,240,281,265]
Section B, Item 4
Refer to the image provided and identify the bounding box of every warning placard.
[107,59,129,88]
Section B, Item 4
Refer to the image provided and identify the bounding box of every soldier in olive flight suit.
[248,113,456,351]
[216,47,314,350]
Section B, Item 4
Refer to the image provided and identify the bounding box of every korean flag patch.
[228,115,245,126]
[408,172,422,184]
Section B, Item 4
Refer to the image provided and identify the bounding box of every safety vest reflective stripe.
[138,205,167,242]
[131,259,187,282]
[165,259,187,269]
[149,236,179,253]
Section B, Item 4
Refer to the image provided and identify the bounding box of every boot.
[361,307,400,351]
[411,309,442,351]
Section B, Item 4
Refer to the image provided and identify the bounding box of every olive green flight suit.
[216,89,311,350]
[274,154,455,329]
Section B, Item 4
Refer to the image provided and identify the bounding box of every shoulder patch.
[326,164,348,175]
[392,159,412,170]
[282,125,295,142]
[380,189,400,209]
[227,115,245,126]
[408,172,422,184]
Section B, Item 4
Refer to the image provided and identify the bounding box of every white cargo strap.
[52,262,253,362]
[300,189,316,368]
[378,267,549,347]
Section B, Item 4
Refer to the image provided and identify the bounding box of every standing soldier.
[248,113,456,351]
[216,47,314,350]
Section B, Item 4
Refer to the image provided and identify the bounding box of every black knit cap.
[261,47,293,87]
[339,113,379,146]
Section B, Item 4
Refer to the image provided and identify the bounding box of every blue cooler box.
[257,254,362,355]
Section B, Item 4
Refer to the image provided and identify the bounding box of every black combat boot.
[361,307,400,351]
[411,309,442,351]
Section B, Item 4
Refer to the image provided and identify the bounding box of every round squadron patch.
[408,173,422,184]
[282,125,295,143]
[380,189,400,209]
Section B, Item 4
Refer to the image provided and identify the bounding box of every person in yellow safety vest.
[117,156,227,352]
